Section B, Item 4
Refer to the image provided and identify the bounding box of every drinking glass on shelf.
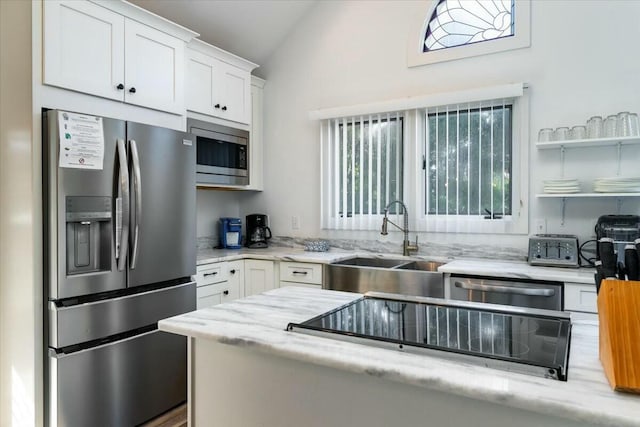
[587,116,603,138]
[628,113,639,137]
[554,127,570,141]
[570,125,586,140]
[538,128,554,142]
[603,115,618,138]
[617,112,630,137]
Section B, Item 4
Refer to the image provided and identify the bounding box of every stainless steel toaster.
[528,234,580,268]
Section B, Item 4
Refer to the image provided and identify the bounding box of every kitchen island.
[159,287,640,427]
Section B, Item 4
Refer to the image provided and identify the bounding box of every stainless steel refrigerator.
[42,110,196,426]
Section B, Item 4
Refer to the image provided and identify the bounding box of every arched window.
[407,0,530,67]
[424,0,514,52]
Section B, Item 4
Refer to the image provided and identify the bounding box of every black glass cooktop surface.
[287,293,571,381]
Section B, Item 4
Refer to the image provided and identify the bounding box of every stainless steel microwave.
[187,118,249,186]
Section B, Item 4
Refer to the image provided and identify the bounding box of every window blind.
[321,113,403,230]
[423,99,515,233]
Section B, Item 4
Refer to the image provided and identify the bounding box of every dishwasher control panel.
[528,234,579,268]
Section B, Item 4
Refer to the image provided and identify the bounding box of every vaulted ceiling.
[130,0,317,75]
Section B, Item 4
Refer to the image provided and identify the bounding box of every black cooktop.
[287,293,571,381]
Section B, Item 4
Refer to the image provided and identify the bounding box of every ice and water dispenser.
[65,196,113,275]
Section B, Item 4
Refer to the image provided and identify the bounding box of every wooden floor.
[141,404,187,427]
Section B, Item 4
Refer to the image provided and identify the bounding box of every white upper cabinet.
[186,39,258,125]
[43,0,197,115]
[124,19,184,113]
[43,1,125,101]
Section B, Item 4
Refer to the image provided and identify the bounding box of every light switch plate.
[292,216,300,230]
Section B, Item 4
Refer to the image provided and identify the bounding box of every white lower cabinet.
[564,282,598,313]
[196,260,244,309]
[279,262,323,289]
[244,260,276,295]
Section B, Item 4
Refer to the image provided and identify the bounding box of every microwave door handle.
[116,139,130,271]
[129,139,142,269]
[454,281,556,297]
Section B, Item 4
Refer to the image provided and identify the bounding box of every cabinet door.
[227,260,245,299]
[43,0,125,101]
[124,19,184,114]
[218,61,251,124]
[186,49,219,115]
[247,79,264,190]
[197,280,241,309]
[244,260,275,296]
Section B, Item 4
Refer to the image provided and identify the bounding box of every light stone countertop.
[160,286,640,427]
[439,258,596,284]
[197,247,597,284]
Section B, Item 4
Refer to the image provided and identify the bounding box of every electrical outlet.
[534,219,547,234]
[291,216,300,230]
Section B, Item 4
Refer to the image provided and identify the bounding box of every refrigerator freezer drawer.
[48,330,186,427]
[49,281,195,348]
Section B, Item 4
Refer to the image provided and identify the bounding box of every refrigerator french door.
[43,110,196,427]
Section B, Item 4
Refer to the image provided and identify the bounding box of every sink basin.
[325,257,446,298]
[332,257,408,269]
[395,260,445,272]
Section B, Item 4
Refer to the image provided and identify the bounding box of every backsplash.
[198,235,528,262]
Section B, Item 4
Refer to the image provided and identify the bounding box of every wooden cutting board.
[598,279,640,393]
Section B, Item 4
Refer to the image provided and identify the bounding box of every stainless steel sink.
[332,257,408,269]
[394,260,445,272]
[324,257,446,298]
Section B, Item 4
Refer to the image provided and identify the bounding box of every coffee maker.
[219,217,242,249]
[246,214,272,248]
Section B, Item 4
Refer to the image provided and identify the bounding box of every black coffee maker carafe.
[246,214,272,248]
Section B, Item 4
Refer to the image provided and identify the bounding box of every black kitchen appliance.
[246,214,272,248]
[288,292,572,381]
[594,215,640,289]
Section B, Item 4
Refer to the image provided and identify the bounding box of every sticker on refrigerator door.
[58,110,105,170]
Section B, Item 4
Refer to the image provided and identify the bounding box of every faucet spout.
[380,200,418,256]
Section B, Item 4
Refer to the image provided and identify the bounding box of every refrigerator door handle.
[130,139,142,269]
[116,139,130,271]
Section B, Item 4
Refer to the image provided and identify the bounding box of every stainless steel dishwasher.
[448,275,563,311]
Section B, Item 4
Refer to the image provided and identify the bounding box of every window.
[425,104,512,217]
[424,0,514,52]
[418,92,528,234]
[314,84,528,234]
[407,0,530,67]
[320,114,404,230]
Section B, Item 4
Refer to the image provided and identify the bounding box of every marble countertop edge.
[159,288,638,427]
[159,318,636,427]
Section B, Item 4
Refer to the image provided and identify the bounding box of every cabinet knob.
[221,106,227,111]
[129,87,136,94]
[214,104,221,109]
[116,83,124,90]
[230,269,236,274]
[223,290,229,295]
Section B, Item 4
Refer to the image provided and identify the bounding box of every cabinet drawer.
[279,262,322,285]
[196,281,240,309]
[564,282,597,313]
[196,263,228,286]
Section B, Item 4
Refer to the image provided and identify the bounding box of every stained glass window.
[424,0,514,52]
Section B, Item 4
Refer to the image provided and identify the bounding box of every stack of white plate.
[543,178,581,194]
[594,177,640,193]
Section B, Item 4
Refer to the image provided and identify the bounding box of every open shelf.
[536,192,640,198]
[536,136,640,150]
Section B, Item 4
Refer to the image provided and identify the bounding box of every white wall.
[197,189,246,238]
[0,1,40,426]
[247,0,640,248]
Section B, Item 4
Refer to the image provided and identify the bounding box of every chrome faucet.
[380,200,418,256]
